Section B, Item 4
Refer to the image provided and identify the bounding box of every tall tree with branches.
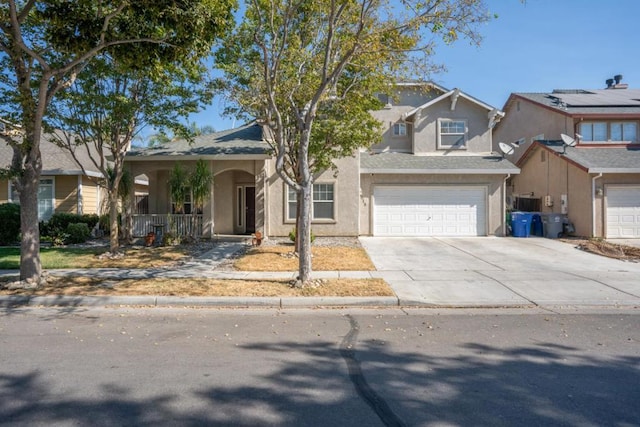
[0,0,234,283]
[49,54,223,254]
[217,0,494,285]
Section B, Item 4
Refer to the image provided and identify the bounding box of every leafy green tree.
[0,0,234,282]
[49,54,220,254]
[217,0,493,285]
[168,163,189,215]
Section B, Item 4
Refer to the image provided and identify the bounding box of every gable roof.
[402,87,504,123]
[126,123,270,160]
[509,89,640,116]
[519,141,640,173]
[361,152,519,174]
[0,131,104,177]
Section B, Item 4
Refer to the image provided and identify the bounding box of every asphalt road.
[1,307,639,426]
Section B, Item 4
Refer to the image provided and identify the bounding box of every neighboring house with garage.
[0,131,107,221]
[493,75,640,238]
[125,82,518,238]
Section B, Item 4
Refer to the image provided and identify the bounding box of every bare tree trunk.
[108,190,120,253]
[297,182,313,283]
[19,167,42,283]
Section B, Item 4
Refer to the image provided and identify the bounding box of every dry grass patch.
[234,245,375,271]
[567,238,640,262]
[0,276,393,297]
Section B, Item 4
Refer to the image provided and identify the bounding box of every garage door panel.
[373,186,486,237]
[606,187,640,238]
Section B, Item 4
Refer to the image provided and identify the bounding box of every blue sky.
[190,0,640,131]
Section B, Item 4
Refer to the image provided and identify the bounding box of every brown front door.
[245,186,256,234]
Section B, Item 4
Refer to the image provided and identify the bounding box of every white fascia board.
[43,169,104,178]
[589,168,640,173]
[125,154,271,162]
[402,89,502,121]
[360,168,520,175]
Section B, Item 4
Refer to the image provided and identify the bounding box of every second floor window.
[580,122,637,143]
[438,119,467,149]
[393,123,407,136]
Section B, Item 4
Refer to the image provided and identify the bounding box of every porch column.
[255,160,267,237]
[203,161,215,238]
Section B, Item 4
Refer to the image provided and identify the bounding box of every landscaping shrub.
[98,213,111,233]
[0,203,21,245]
[66,223,91,244]
[288,228,315,244]
[41,212,101,245]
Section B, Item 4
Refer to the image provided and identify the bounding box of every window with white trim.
[392,122,407,136]
[579,121,637,143]
[438,119,467,149]
[286,183,335,221]
[9,177,55,221]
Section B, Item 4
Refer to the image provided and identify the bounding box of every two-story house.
[125,82,518,238]
[493,76,640,238]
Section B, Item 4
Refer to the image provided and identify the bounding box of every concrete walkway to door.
[359,236,640,308]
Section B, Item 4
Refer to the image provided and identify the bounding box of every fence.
[132,214,203,237]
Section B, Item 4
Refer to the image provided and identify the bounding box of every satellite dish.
[560,133,577,147]
[498,142,515,156]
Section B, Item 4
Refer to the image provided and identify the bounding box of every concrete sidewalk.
[2,238,640,309]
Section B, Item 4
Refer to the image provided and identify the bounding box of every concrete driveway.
[360,236,640,308]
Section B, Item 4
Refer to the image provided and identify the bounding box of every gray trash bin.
[541,213,564,238]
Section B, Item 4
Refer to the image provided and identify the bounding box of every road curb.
[0,295,400,309]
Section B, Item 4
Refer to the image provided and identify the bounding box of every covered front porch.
[127,160,267,239]
[124,123,271,240]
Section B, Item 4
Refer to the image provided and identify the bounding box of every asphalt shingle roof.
[360,152,519,174]
[127,123,270,158]
[539,141,640,172]
[515,89,640,115]
[0,131,103,176]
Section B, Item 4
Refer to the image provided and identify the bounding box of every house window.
[580,122,637,143]
[392,123,407,136]
[611,122,637,141]
[438,119,467,149]
[9,178,55,221]
[286,183,335,221]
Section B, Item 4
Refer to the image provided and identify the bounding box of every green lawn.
[0,247,104,269]
[0,244,194,269]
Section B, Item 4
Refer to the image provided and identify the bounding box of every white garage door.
[606,186,640,238]
[373,186,486,236]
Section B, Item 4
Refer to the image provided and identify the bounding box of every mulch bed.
[567,238,640,262]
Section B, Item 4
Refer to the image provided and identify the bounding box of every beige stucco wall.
[359,173,507,236]
[512,145,599,237]
[413,97,492,154]
[267,154,360,237]
[493,97,574,161]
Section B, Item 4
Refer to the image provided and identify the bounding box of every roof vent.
[606,74,628,89]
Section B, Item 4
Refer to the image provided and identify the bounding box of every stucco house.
[0,132,107,221]
[125,82,518,238]
[493,76,640,238]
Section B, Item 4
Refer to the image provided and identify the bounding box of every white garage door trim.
[606,185,640,238]
[373,185,487,236]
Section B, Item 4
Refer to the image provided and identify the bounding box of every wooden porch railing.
[132,214,203,237]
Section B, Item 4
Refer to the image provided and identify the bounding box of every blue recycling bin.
[531,213,543,236]
[511,212,533,238]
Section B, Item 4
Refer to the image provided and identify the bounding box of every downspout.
[503,173,511,236]
[592,173,602,237]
